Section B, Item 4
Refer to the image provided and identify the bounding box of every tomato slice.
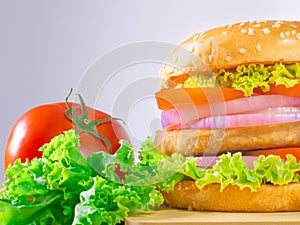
[242,147,300,161]
[155,87,248,110]
[254,84,300,97]
[156,84,300,111]
[169,74,189,86]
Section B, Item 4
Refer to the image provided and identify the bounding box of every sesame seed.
[256,44,262,51]
[225,56,232,61]
[239,23,245,27]
[239,48,247,54]
[193,33,200,41]
[248,28,254,35]
[292,30,297,35]
[280,32,285,38]
[297,33,300,40]
[240,29,247,34]
[273,21,282,28]
[262,27,271,34]
[222,31,227,36]
[208,54,213,62]
[253,24,261,28]
[285,31,291,36]
[290,24,298,28]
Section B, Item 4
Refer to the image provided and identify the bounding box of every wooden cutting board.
[125,208,300,224]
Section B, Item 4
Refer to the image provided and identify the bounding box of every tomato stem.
[64,88,123,153]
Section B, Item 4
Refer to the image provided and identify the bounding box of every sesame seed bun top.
[160,20,300,87]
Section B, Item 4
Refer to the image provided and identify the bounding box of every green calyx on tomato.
[64,89,124,153]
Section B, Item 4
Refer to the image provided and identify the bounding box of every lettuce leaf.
[87,137,184,191]
[0,193,61,225]
[0,130,164,225]
[254,154,300,185]
[1,130,95,224]
[181,63,300,96]
[137,146,300,192]
[194,153,261,191]
[73,176,162,225]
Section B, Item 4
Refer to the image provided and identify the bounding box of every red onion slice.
[161,95,300,129]
[182,109,300,129]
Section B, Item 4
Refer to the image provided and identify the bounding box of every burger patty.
[154,121,300,156]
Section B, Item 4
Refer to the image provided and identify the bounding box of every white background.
[1,0,300,182]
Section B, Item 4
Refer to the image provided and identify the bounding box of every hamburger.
[153,20,300,212]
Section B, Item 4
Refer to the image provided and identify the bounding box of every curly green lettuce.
[0,130,164,225]
[87,137,185,191]
[181,63,300,96]
[135,140,300,192]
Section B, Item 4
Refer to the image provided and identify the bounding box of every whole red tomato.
[4,94,129,170]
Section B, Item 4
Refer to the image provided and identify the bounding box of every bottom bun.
[162,180,300,212]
